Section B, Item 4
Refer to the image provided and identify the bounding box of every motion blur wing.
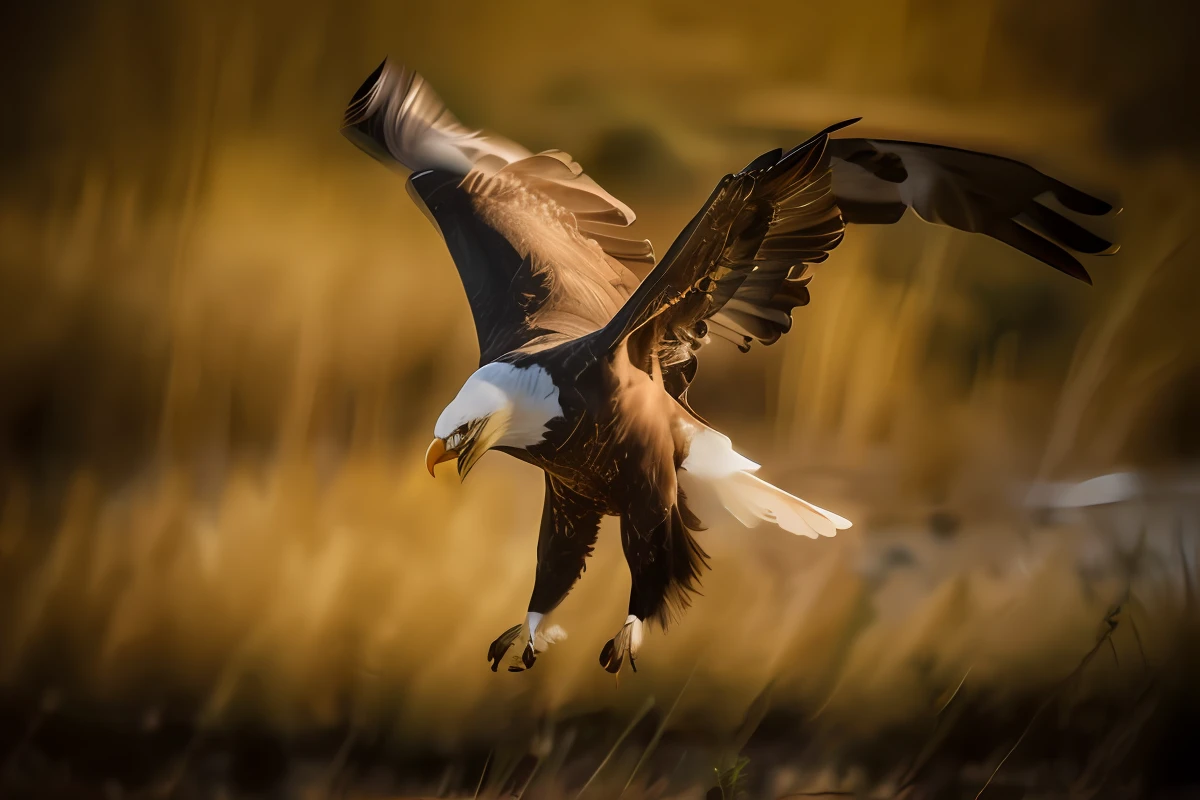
[827,138,1119,283]
[342,59,653,365]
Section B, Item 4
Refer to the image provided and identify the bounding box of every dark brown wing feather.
[827,138,1119,284]
[588,120,855,377]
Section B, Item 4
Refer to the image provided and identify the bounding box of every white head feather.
[434,362,562,449]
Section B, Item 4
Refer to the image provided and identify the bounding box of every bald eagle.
[342,60,1117,674]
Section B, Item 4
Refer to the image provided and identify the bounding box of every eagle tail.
[709,471,851,539]
[679,423,851,539]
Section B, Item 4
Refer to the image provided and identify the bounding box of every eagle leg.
[487,624,523,672]
[598,502,708,674]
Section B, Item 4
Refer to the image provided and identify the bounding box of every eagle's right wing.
[343,60,653,365]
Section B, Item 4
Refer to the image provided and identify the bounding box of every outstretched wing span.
[590,123,1117,404]
[342,60,653,365]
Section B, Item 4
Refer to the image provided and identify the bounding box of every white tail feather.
[680,422,851,539]
[711,471,851,539]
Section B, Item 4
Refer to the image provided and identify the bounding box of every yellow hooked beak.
[425,413,507,480]
[425,437,458,477]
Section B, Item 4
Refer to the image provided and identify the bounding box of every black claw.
[487,624,524,673]
[599,638,614,667]
[599,638,622,674]
[522,642,537,669]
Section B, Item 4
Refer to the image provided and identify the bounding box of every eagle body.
[450,337,717,642]
[341,60,1118,674]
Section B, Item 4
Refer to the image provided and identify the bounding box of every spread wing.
[588,123,1117,406]
[342,60,653,365]
[589,121,853,391]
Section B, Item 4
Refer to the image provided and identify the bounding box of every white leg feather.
[525,611,543,646]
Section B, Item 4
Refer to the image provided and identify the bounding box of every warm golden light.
[0,2,1197,797]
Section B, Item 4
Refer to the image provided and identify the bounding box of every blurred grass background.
[1,0,1199,797]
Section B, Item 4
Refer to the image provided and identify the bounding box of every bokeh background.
[2,1,1199,797]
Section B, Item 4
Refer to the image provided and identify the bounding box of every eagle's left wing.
[588,122,1118,406]
[342,60,653,365]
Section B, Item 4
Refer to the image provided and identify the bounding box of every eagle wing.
[827,138,1118,281]
[589,123,1117,405]
[588,121,851,382]
[342,60,653,365]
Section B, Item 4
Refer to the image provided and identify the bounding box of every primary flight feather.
[342,60,1117,674]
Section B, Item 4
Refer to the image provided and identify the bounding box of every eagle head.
[425,362,562,480]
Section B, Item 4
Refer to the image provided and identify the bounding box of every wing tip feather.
[342,57,391,129]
